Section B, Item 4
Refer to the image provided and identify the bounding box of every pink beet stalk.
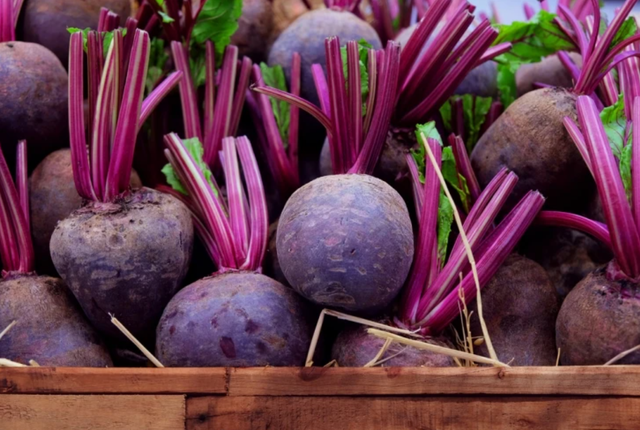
[399,135,545,331]
[164,134,268,272]
[253,38,401,176]
[0,140,34,275]
[68,28,182,203]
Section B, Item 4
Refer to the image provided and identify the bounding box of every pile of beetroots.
[2,0,640,368]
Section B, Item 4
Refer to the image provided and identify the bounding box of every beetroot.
[556,267,640,365]
[277,174,414,312]
[0,141,111,367]
[156,135,312,366]
[157,272,311,366]
[29,148,142,276]
[21,0,131,66]
[0,274,112,367]
[0,41,68,167]
[516,53,583,96]
[332,323,454,367]
[257,38,411,313]
[51,188,193,340]
[471,88,588,211]
[50,28,191,342]
[470,254,560,366]
[231,0,274,62]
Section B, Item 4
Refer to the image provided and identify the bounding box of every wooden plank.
[0,368,227,394]
[0,394,185,430]
[228,366,640,396]
[186,395,640,430]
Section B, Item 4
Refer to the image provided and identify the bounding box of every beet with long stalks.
[331,129,546,366]
[50,28,193,343]
[551,95,640,365]
[156,135,312,366]
[255,38,414,313]
[0,0,68,168]
[472,0,640,211]
[0,141,112,367]
[30,10,144,277]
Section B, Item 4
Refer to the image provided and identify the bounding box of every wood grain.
[186,395,640,430]
[0,394,185,430]
[0,367,227,394]
[228,366,640,396]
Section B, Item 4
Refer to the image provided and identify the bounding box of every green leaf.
[260,63,291,145]
[146,38,169,93]
[440,95,493,151]
[162,138,217,196]
[189,45,208,88]
[620,143,633,201]
[67,27,127,56]
[340,39,372,116]
[600,95,627,159]
[611,17,638,51]
[437,191,454,266]
[492,10,576,106]
[192,0,243,63]
[158,11,175,23]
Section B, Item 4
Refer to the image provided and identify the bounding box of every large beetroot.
[156,135,312,367]
[0,141,111,367]
[0,0,68,167]
[551,96,640,365]
[255,39,414,314]
[472,0,639,211]
[50,29,192,342]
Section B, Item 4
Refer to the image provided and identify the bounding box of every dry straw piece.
[110,315,164,368]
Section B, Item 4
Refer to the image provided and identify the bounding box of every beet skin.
[231,0,274,62]
[556,266,640,365]
[470,254,560,366]
[516,53,582,96]
[156,271,312,366]
[21,0,131,67]
[268,9,381,106]
[277,174,414,313]
[332,323,455,367]
[471,87,591,211]
[50,188,194,341]
[0,274,112,366]
[0,41,68,167]
[30,149,142,276]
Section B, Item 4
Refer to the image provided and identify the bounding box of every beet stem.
[534,211,612,249]
[288,53,302,184]
[171,42,203,141]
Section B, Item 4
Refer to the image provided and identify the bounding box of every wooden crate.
[2,366,640,429]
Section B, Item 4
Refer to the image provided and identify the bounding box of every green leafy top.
[67,27,127,56]
[260,63,291,145]
[413,122,471,265]
[609,17,638,50]
[340,39,372,116]
[599,95,632,199]
[162,138,217,196]
[192,0,243,62]
[439,95,493,151]
[147,38,170,93]
[492,10,575,106]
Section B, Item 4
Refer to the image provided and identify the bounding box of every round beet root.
[0,42,68,167]
[332,324,455,367]
[268,9,381,106]
[21,0,131,67]
[516,53,582,97]
[50,188,193,341]
[30,149,142,276]
[231,0,274,62]
[521,227,612,298]
[471,87,591,211]
[470,254,560,366]
[156,272,312,366]
[556,266,640,365]
[0,274,112,366]
[277,174,414,313]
